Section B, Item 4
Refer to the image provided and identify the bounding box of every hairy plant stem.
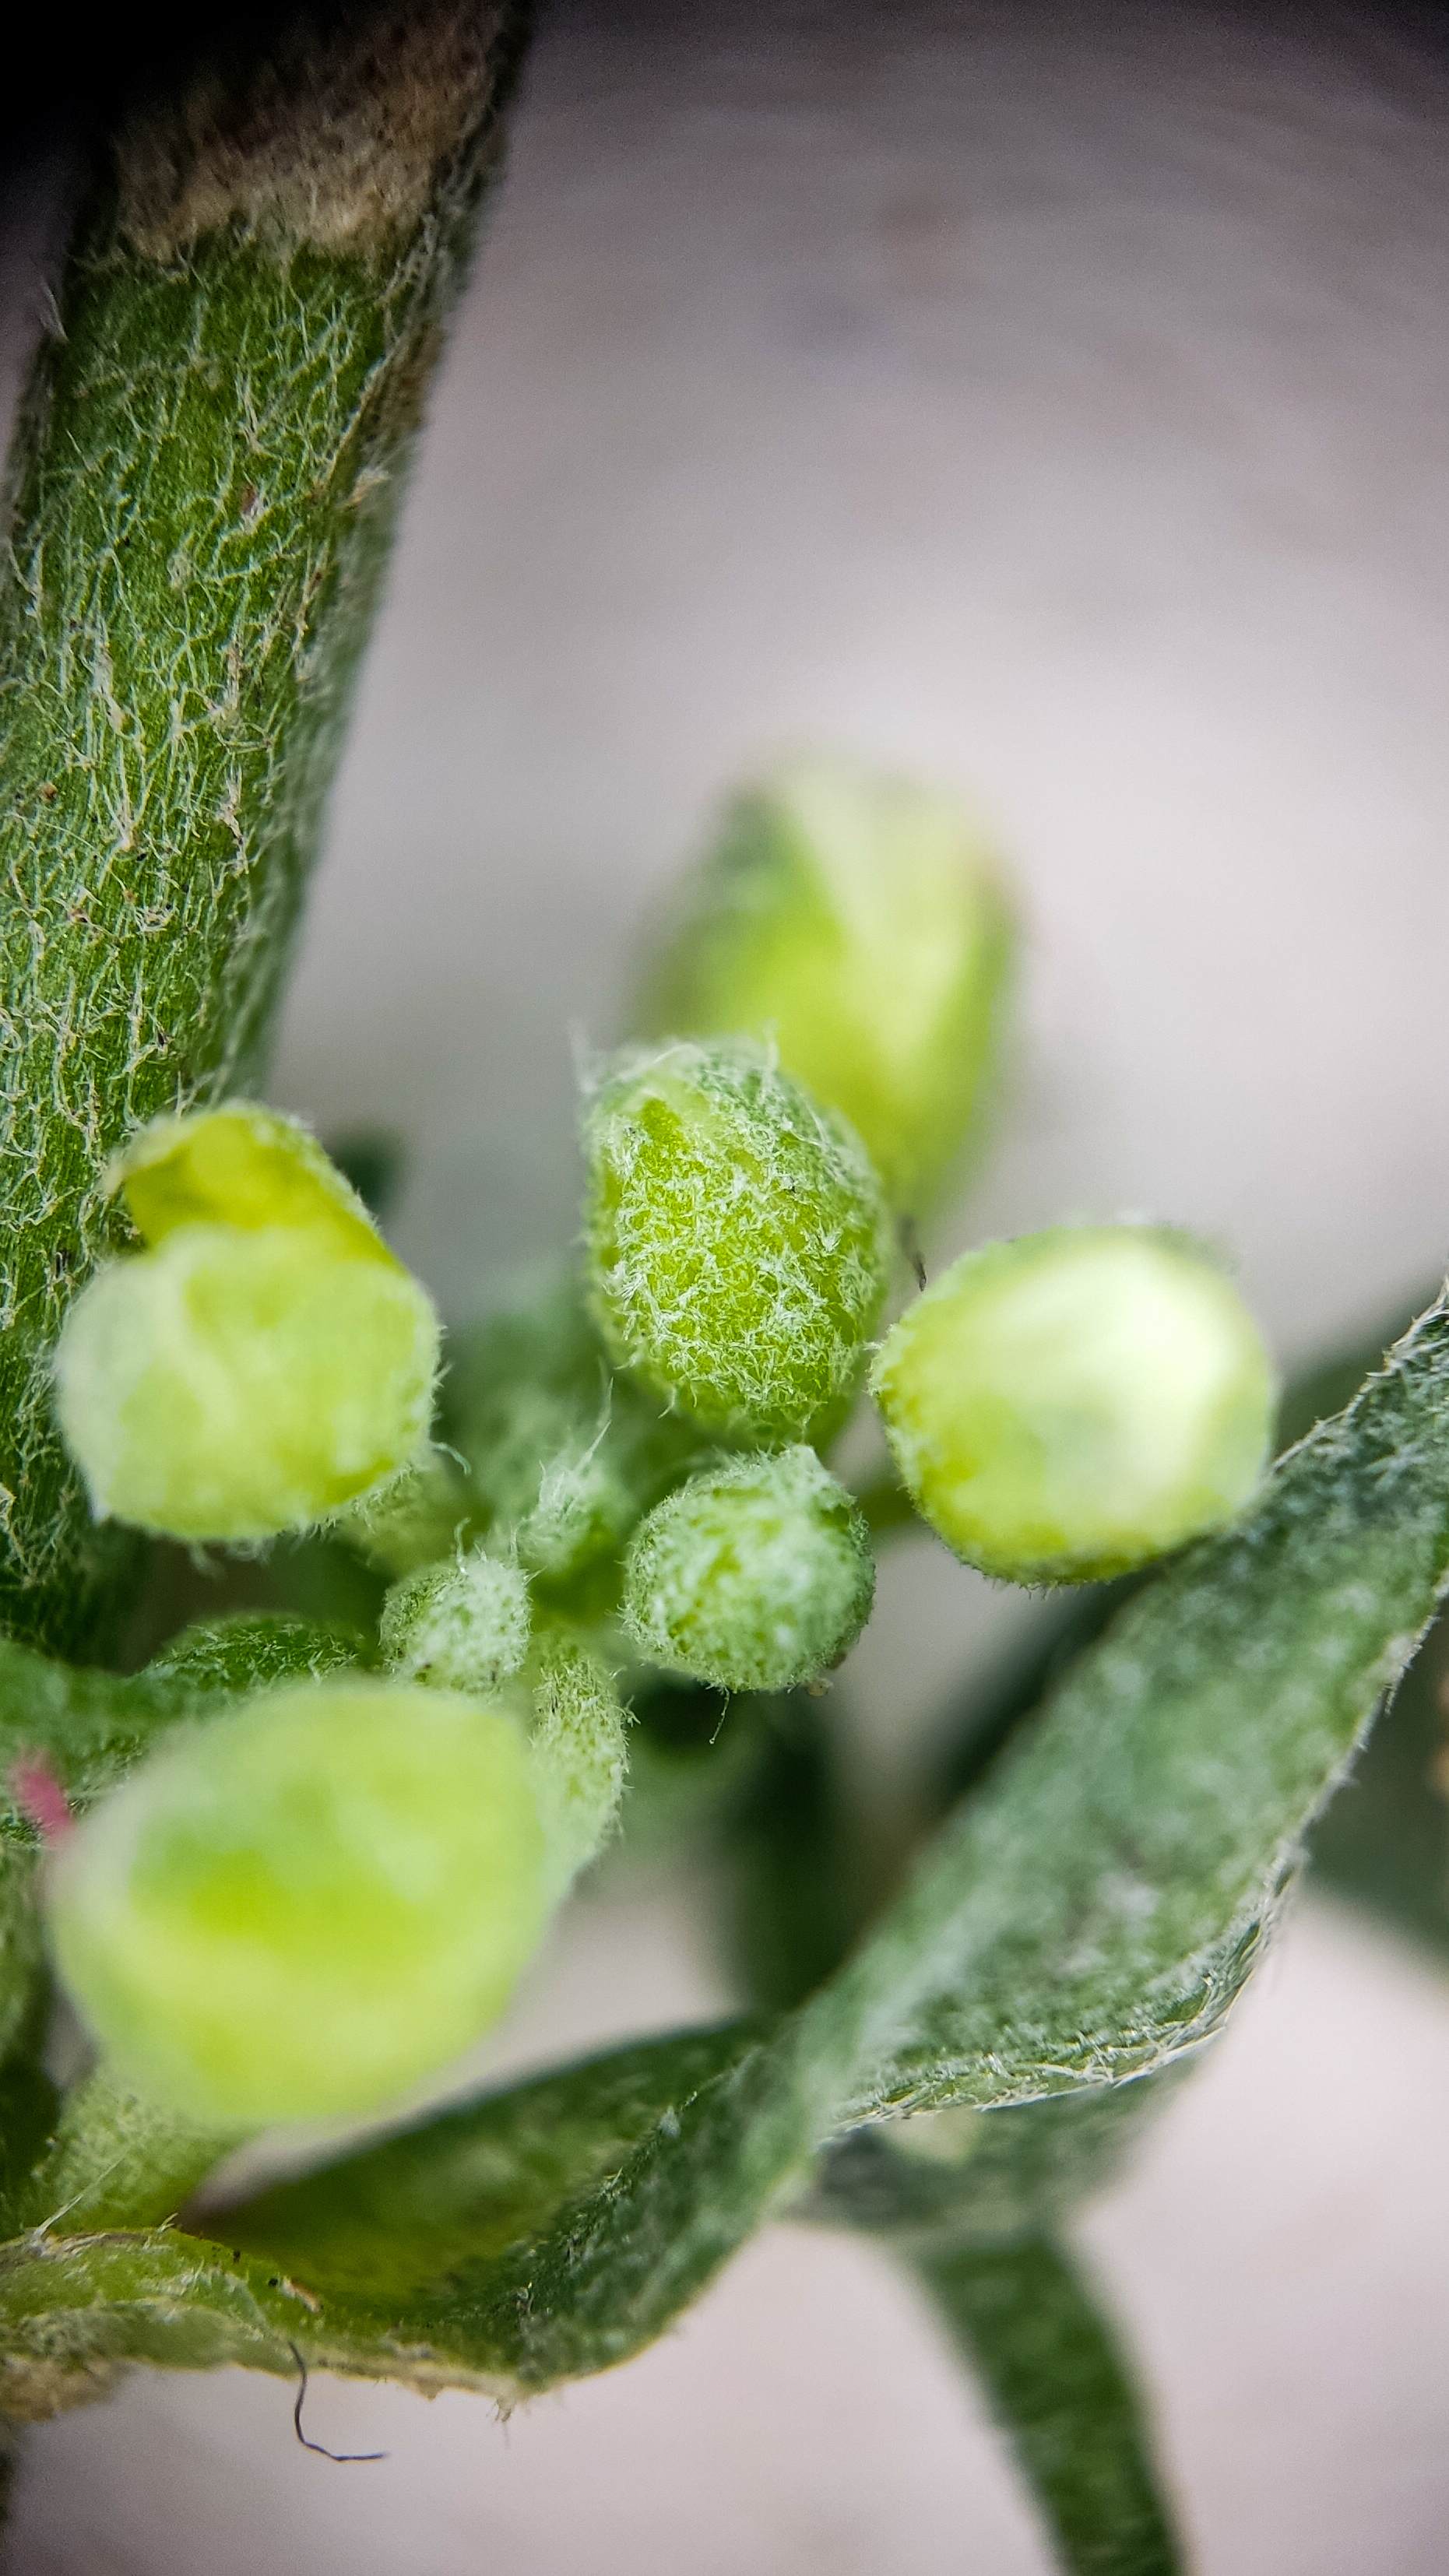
[0,2,530,1655]
[917,2237,1181,2576]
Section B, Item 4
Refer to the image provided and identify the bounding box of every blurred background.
[4,0,1449,2566]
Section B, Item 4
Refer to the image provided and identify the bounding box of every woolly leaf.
[0,2026,761,2417]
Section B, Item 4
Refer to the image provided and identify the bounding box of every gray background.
[5,2,1449,2566]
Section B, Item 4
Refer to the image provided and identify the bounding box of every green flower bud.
[442,1270,705,1590]
[871,1226,1277,1583]
[526,1630,630,1899]
[634,759,1015,1211]
[381,1552,532,1694]
[337,1449,473,1578]
[45,1680,547,2126]
[583,1042,892,1445]
[55,1106,440,1545]
[112,1103,386,1259]
[622,1446,875,1692]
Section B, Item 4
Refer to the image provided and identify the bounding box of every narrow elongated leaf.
[219,2022,761,2299]
[919,2237,1180,2576]
[0,2027,761,2414]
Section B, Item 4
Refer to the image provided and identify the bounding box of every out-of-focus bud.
[633,759,1015,1211]
[871,1226,1276,1583]
[622,1446,874,1692]
[381,1551,532,1694]
[583,1040,892,1446]
[442,1270,705,1595]
[54,1105,440,1545]
[526,1629,630,1900]
[45,1679,547,2125]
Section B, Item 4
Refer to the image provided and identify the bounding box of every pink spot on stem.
[10,1754,74,1846]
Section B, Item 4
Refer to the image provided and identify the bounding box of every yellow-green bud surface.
[55,1106,439,1544]
[634,759,1015,1211]
[583,1042,892,1445]
[46,1680,547,2127]
[382,1552,532,1694]
[112,1105,386,1260]
[623,1446,875,1692]
[872,1228,1276,1583]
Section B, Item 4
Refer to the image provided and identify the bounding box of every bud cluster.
[41,757,1276,2135]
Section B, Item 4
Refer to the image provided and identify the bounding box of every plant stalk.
[0,1,530,1653]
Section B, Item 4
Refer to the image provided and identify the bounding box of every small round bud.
[634,759,1015,1211]
[871,1227,1276,1583]
[526,1630,630,1899]
[622,1446,875,1692]
[55,1106,440,1545]
[45,1680,547,2127]
[583,1042,892,1445]
[381,1552,532,1694]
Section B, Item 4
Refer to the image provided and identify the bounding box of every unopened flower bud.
[622,1446,874,1692]
[55,1105,440,1545]
[381,1552,532,1694]
[45,1679,547,2126]
[871,1226,1276,1583]
[634,759,1015,1210]
[583,1041,892,1446]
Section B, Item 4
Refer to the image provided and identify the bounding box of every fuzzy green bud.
[334,1448,473,1578]
[622,1446,875,1692]
[634,759,1015,1211]
[444,1271,705,1593]
[54,1106,440,1544]
[381,1552,532,1694]
[871,1226,1276,1583]
[45,1679,547,2126]
[583,1042,892,1446]
[526,1630,630,1899]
